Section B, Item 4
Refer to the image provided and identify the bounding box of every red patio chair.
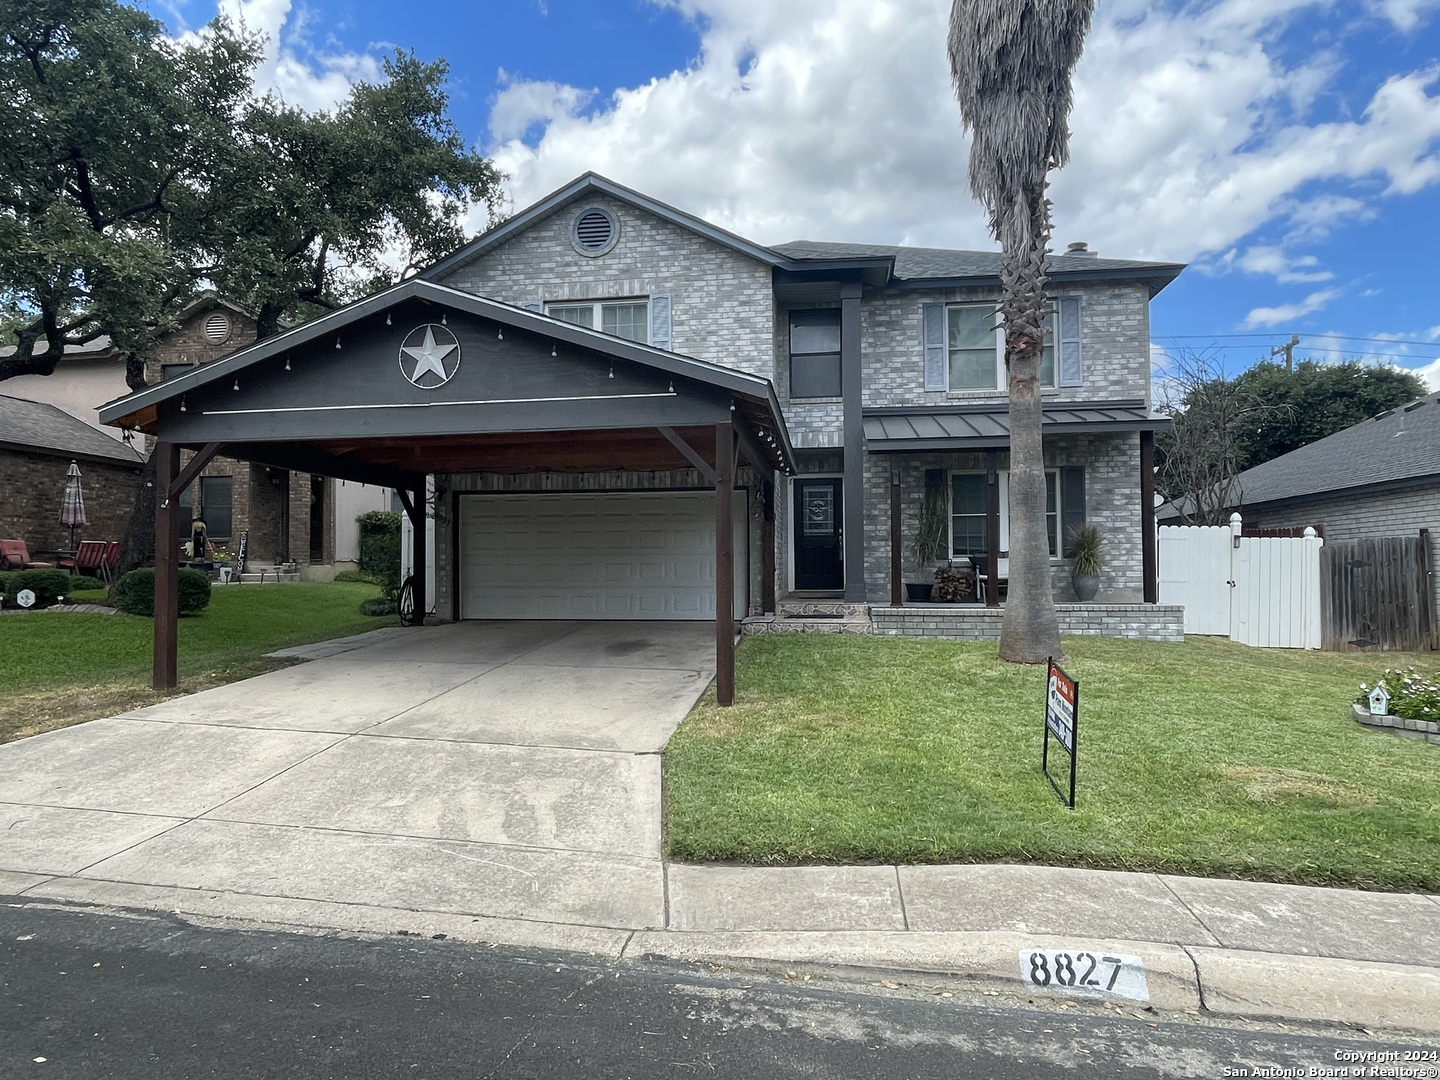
[61,539,108,577]
[0,540,54,570]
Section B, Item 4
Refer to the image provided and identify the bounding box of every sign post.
[1043,657,1079,809]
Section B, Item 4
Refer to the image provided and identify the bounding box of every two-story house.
[102,174,1185,698]
[419,175,1180,631]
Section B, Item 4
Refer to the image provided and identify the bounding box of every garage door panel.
[460,492,746,621]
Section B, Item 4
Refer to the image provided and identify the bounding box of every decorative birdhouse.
[1367,684,1391,716]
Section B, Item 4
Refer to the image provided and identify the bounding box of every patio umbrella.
[59,460,87,550]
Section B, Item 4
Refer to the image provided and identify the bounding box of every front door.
[793,478,844,591]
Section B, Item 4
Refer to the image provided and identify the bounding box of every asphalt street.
[1,898,1430,1079]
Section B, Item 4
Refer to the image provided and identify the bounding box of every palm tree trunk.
[998,190,1064,663]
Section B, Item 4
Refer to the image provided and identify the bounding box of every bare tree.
[1153,347,1286,525]
[948,0,1095,663]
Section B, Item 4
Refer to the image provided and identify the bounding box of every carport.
[99,279,796,705]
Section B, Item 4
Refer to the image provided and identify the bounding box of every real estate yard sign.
[1044,658,1079,809]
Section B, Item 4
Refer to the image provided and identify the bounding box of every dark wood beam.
[715,421,735,706]
[167,442,223,502]
[656,426,716,483]
[1140,429,1158,604]
[153,442,181,690]
[986,448,1001,609]
[396,488,416,520]
[761,479,776,615]
[410,483,427,626]
[223,441,419,490]
[890,458,903,607]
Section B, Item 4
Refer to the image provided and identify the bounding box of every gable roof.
[419,172,1185,294]
[0,394,144,466]
[1234,392,1440,507]
[421,173,787,281]
[98,277,797,474]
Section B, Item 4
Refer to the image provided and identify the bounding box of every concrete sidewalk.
[6,860,1438,1036]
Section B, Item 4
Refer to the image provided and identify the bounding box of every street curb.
[11,878,1440,1035]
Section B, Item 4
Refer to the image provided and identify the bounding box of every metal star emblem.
[399,324,460,388]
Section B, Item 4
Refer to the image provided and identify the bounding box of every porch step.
[743,609,872,635]
[775,599,870,619]
[238,570,301,584]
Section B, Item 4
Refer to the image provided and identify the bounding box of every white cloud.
[1412,356,1440,389]
[210,0,380,111]
[1243,288,1342,327]
[489,73,594,143]
[1230,245,1334,283]
[483,0,1440,266]
[1372,0,1440,31]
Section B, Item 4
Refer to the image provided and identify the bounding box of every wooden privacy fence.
[1320,536,1436,652]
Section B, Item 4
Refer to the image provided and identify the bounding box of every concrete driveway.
[0,621,714,932]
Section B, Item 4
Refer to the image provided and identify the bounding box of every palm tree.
[948,0,1094,663]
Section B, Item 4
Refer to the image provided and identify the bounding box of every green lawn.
[0,582,384,742]
[665,634,1440,891]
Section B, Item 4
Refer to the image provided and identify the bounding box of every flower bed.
[1358,667,1440,720]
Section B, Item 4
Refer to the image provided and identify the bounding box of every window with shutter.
[1060,467,1086,551]
[1058,295,1083,386]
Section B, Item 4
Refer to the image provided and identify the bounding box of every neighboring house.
[0,394,144,555]
[1217,391,1440,614]
[6,295,388,572]
[100,173,1183,642]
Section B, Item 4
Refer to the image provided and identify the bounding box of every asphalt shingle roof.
[1235,392,1440,506]
[770,240,1182,281]
[0,394,143,465]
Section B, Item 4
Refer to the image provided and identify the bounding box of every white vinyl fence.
[1158,514,1323,649]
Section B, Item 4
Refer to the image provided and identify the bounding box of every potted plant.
[906,474,947,601]
[1066,523,1104,602]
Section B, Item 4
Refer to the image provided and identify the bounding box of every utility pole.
[1272,333,1299,372]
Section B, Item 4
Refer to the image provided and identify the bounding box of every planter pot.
[1072,574,1100,602]
[905,583,934,602]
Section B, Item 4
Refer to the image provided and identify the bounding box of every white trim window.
[949,470,1060,558]
[547,298,649,343]
[946,305,1056,391]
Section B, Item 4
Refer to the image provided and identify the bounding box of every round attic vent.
[572,206,618,256]
[202,311,231,344]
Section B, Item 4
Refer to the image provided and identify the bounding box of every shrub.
[1359,668,1440,721]
[68,574,106,591]
[0,568,71,608]
[357,510,402,594]
[1066,523,1105,576]
[113,568,214,617]
[932,563,974,603]
[359,596,397,617]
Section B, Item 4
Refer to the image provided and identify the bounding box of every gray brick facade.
[436,193,776,380]
[1242,482,1440,615]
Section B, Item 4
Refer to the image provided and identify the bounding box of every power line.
[1157,332,1440,347]
[1155,343,1439,362]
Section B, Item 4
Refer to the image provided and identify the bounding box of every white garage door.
[459,492,747,620]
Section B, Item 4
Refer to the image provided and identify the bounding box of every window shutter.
[649,293,672,350]
[922,302,946,391]
[1060,466,1086,552]
[519,300,543,313]
[1058,296,1083,387]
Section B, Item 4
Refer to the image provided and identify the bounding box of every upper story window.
[924,296,1081,393]
[788,309,842,399]
[161,363,193,381]
[947,305,1056,390]
[547,299,649,343]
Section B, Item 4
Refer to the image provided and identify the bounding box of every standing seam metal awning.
[863,401,1169,451]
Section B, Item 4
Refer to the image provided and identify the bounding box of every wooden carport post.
[715,421,735,706]
[153,442,181,690]
[399,484,426,626]
[1140,429,1158,604]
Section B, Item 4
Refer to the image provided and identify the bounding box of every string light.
[233,378,239,391]
[180,397,186,412]
[386,312,392,326]
[441,311,447,325]
[335,336,342,349]
[284,356,291,371]
[497,327,504,340]
[552,342,558,357]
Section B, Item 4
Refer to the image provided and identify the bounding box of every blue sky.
[149,0,1440,385]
